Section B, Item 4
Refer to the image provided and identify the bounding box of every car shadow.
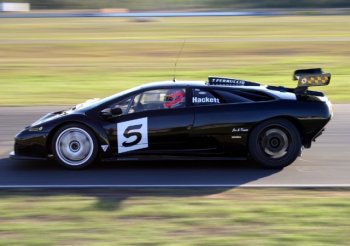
[0,157,283,211]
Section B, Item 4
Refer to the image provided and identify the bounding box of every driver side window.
[131,89,186,113]
[110,88,186,115]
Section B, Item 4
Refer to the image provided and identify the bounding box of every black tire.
[51,123,98,169]
[248,119,301,169]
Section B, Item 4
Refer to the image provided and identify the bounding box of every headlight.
[28,126,43,132]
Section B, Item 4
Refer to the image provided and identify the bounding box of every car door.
[102,87,195,156]
[189,87,257,156]
[189,87,226,154]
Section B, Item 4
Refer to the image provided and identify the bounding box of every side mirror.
[111,107,123,116]
[100,107,123,119]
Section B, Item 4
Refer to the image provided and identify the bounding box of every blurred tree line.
[4,0,350,10]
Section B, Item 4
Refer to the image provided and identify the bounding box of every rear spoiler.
[293,68,331,88]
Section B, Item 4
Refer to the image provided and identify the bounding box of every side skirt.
[101,155,247,162]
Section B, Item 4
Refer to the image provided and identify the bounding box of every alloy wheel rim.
[260,127,289,159]
[55,127,93,166]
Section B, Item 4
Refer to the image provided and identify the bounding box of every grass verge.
[0,16,350,105]
[0,188,349,245]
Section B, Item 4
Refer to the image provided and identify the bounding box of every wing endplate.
[293,68,331,87]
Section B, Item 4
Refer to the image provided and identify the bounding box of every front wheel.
[248,119,301,169]
[52,124,98,169]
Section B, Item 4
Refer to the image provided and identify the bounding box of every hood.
[29,98,101,127]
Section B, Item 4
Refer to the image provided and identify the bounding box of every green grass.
[0,16,350,105]
[0,188,350,245]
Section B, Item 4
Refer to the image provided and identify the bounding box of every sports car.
[10,68,332,169]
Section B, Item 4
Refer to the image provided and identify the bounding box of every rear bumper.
[9,151,48,161]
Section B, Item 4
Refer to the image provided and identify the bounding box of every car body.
[10,68,333,169]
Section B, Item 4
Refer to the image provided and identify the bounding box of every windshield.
[72,86,141,110]
[73,98,101,110]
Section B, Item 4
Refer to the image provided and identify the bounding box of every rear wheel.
[248,119,301,168]
[52,124,98,169]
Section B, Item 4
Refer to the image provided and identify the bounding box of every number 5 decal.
[117,117,148,153]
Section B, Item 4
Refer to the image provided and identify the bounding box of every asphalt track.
[0,105,349,188]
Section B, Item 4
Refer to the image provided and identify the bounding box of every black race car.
[10,68,332,169]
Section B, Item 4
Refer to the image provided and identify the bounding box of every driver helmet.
[164,89,185,108]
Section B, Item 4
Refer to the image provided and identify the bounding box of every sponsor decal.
[192,97,220,104]
[101,145,109,152]
[232,128,249,133]
[231,136,242,139]
[301,77,308,85]
[117,117,148,154]
[209,77,246,86]
[298,74,331,86]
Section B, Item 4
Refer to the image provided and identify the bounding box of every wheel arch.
[46,120,109,155]
[248,116,305,146]
[247,116,303,168]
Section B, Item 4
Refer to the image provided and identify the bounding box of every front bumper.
[13,128,50,159]
[9,151,48,161]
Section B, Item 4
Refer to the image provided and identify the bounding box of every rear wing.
[293,68,331,88]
